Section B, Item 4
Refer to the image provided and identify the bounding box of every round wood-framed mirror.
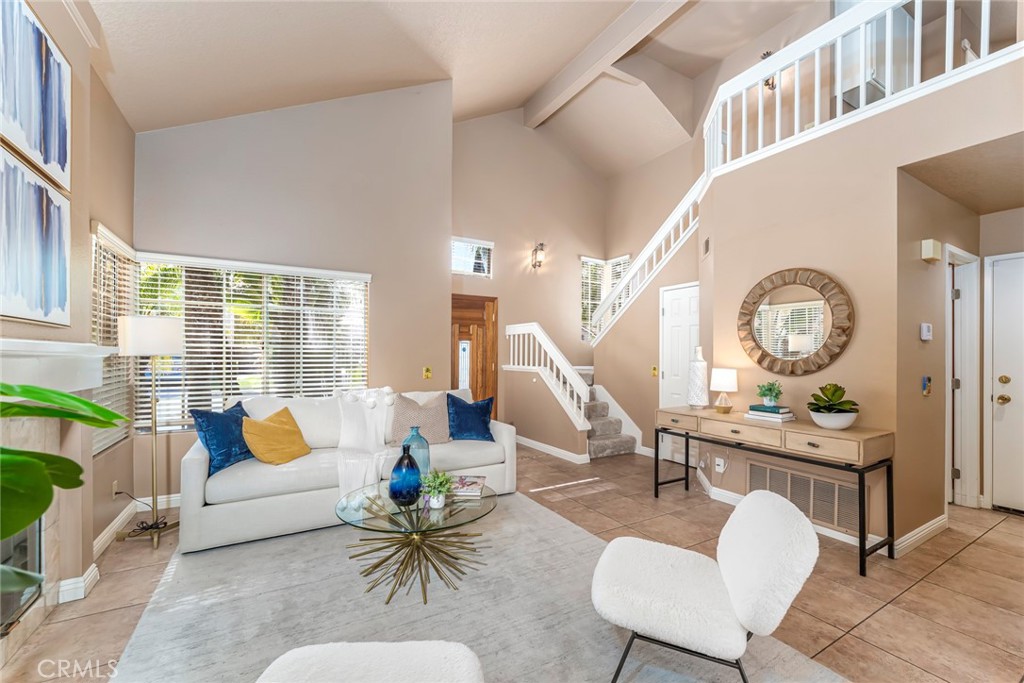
[737,268,854,376]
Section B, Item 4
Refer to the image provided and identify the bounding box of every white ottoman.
[256,641,485,683]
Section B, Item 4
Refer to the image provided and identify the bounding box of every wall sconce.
[761,50,777,91]
[531,242,546,269]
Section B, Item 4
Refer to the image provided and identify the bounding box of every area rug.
[116,494,843,682]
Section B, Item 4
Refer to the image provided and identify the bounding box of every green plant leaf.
[0,455,54,539]
[810,393,828,406]
[0,565,43,593]
[0,448,84,489]
[0,402,122,428]
[0,383,127,424]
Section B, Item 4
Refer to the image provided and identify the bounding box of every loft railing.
[704,0,1020,172]
[587,0,1021,346]
[504,322,590,430]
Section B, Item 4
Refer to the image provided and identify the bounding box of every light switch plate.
[422,367,432,380]
[920,322,933,341]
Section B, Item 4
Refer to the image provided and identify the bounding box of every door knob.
[996,394,1012,405]
[998,375,1011,384]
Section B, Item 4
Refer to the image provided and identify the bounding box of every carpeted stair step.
[577,369,594,387]
[589,387,597,401]
[587,416,622,438]
[584,401,609,419]
[588,434,637,458]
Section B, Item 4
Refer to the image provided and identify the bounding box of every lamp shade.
[118,316,184,356]
[788,334,814,354]
[709,368,738,393]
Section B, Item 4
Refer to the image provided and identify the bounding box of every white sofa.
[179,388,516,553]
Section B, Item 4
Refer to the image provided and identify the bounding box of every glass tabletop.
[335,481,497,533]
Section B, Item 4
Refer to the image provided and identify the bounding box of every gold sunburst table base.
[348,529,485,604]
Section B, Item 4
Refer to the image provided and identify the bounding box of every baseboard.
[135,493,181,512]
[894,514,948,556]
[516,436,589,465]
[58,563,99,604]
[635,445,655,457]
[93,502,137,559]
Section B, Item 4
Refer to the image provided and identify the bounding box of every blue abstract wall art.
[1,149,70,325]
[0,0,72,191]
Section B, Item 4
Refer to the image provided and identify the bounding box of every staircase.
[578,369,637,458]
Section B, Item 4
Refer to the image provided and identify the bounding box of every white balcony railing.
[704,0,1019,173]
[587,0,1020,346]
[504,323,591,430]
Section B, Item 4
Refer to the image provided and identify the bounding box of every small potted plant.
[421,469,454,509]
[756,380,783,407]
[807,383,860,430]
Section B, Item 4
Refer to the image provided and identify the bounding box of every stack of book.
[744,405,795,423]
[451,475,486,498]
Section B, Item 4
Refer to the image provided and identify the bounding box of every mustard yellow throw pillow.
[242,407,311,465]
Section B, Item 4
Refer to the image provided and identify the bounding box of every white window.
[90,226,136,454]
[753,300,826,358]
[580,255,631,339]
[451,237,494,278]
[134,254,370,431]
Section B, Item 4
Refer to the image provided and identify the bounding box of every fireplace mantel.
[0,338,117,393]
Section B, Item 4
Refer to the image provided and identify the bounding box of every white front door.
[660,284,699,408]
[990,254,1024,511]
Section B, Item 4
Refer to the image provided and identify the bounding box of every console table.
[653,407,895,576]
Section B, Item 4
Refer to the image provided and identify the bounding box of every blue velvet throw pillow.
[191,403,253,476]
[447,394,495,442]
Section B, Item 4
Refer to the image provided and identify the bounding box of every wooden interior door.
[451,294,498,417]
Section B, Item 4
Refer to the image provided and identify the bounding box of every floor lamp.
[115,316,184,549]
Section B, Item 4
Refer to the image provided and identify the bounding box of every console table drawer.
[784,431,861,464]
[701,418,782,448]
[657,411,698,431]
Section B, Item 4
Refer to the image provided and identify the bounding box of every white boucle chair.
[256,641,485,683]
[591,490,819,682]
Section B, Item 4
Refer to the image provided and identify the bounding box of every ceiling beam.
[523,0,686,129]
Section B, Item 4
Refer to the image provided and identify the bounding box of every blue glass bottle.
[389,444,421,507]
[403,426,430,473]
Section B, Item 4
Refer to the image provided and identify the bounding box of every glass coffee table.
[335,482,497,604]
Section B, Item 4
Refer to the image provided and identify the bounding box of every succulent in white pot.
[756,380,783,407]
[807,383,859,430]
[421,469,454,509]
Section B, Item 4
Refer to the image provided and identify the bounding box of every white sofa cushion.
[380,438,504,475]
[240,396,342,449]
[206,447,372,504]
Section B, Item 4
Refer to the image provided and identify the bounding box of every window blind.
[451,237,494,278]
[580,255,631,339]
[135,258,370,431]
[753,300,826,358]
[91,229,136,454]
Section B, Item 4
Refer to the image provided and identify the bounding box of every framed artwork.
[1,149,71,326]
[0,0,72,191]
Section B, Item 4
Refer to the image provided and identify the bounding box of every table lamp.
[709,368,738,414]
[116,316,184,549]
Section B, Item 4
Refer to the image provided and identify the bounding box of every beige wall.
[504,372,588,457]
[895,171,980,528]
[89,72,139,539]
[133,81,455,393]
[980,207,1024,256]
[700,58,1022,537]
[452,109,608,420]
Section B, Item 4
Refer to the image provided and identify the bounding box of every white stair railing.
[588,173,706,346]
[589,0,1020,346]
[704,0,1018,173]
[504,323,591,430]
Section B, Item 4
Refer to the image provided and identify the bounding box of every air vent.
[747,462,865,534]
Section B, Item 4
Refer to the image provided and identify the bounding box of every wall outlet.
[112,480,119,501]
[422,366,432,380]
[714,457,726,474]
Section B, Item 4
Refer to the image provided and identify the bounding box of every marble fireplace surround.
[0,339,116,667]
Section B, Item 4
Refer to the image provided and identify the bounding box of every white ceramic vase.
[429,494,446,509]
[809,412,858,430]
[763,397,777,407]
[688,346,709,408]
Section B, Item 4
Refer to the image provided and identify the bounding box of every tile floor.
[2,448,1023,682]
